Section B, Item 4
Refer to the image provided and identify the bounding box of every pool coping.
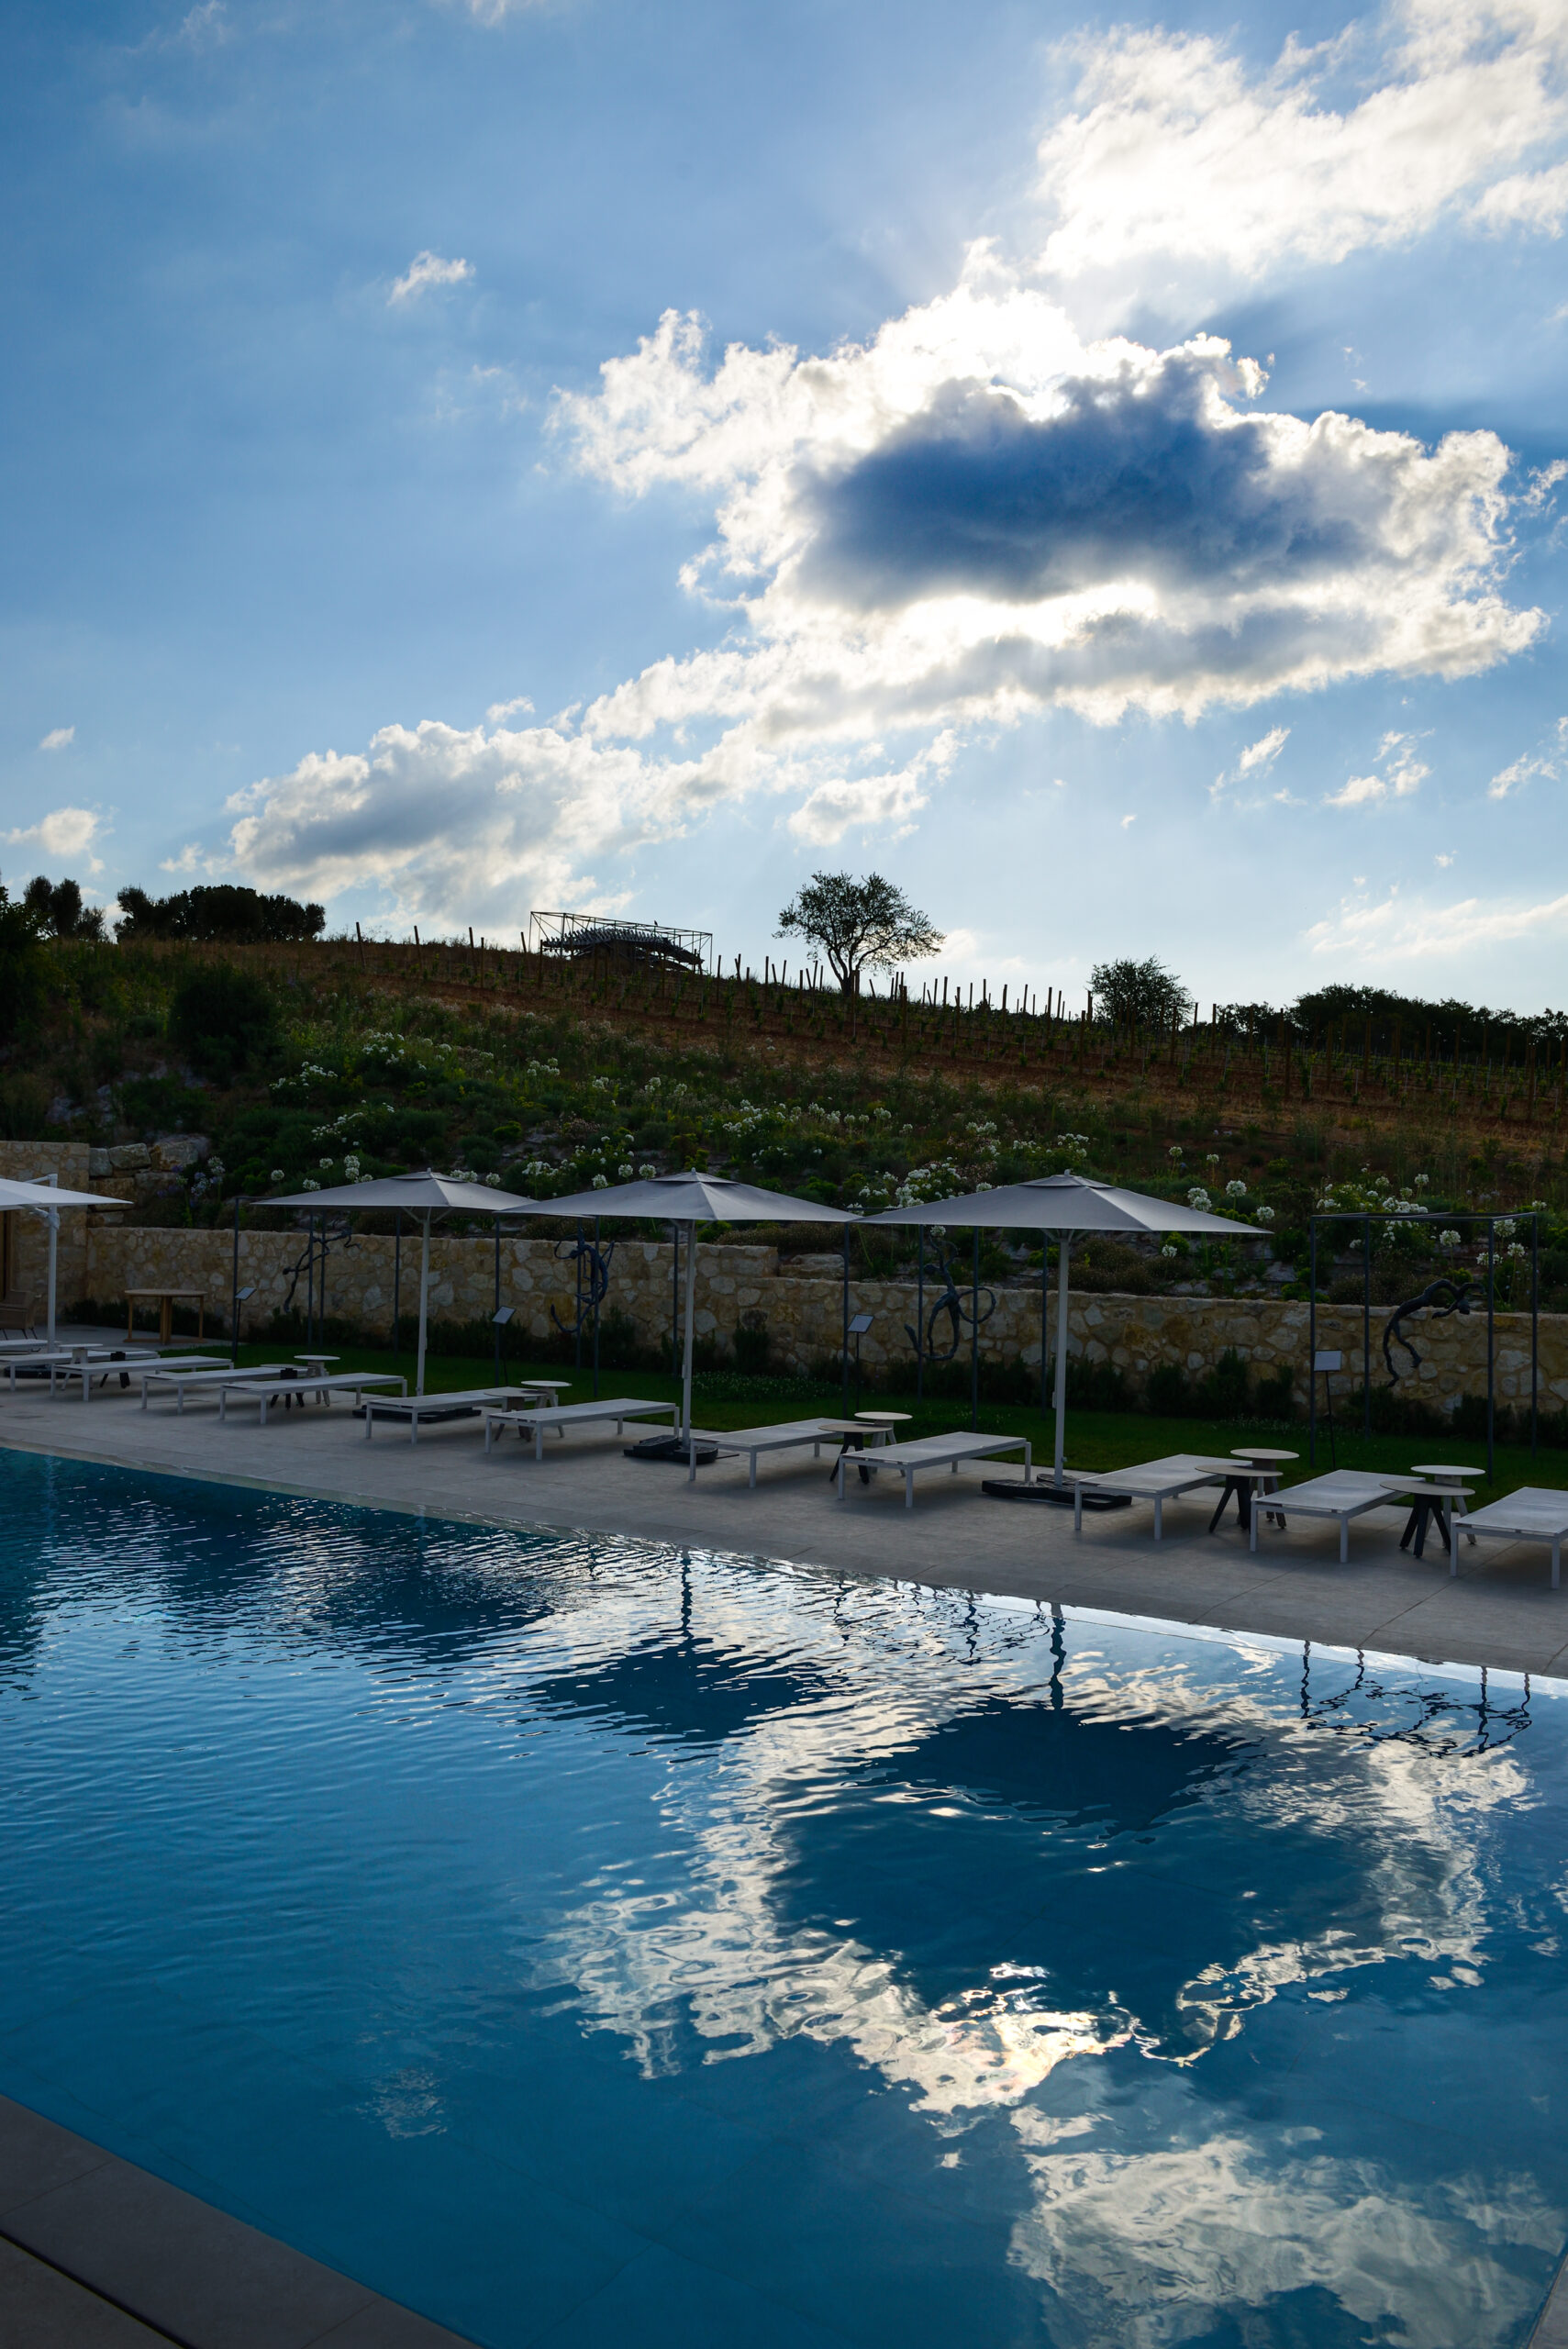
[0,2091,474,2346]
[7,1427,1568,1706]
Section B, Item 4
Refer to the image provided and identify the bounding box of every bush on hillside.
[168,964,279,1084]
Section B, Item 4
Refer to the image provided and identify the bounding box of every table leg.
[1399,1505,1420,1553]
[161,1300,172,1345]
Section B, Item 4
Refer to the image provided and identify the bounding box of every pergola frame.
[1307,1209,1540,1475]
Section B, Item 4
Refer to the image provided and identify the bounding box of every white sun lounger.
[362,1385,568,1444]
[139,1362,320,1413]
[1248,1470,1403,1562]
[1461,1488,1568,1589]
[217,1370,407,1426]
[8,1346,163,1401]
[680,1419,842,1486]
[483,1397,678,1458]
[835,1430,1031,1508]
[1062,1454,1267,1541]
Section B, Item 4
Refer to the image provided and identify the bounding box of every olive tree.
[1089,955,1193,1031]
[776,873,943,996]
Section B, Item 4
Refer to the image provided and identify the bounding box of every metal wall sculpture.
[550,1226,617,1363]
[1382,1277,1474,1384]
[905,1243,996,1368]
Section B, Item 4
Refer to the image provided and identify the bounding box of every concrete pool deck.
[5,1384,1568,1679]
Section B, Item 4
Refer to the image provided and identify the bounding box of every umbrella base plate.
[982,1480,1131,1508]
[624,1434,720,1465]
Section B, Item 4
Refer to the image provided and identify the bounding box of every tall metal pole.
[1351,1221,1361,1437]
[592,1215,601,1401]
[416,1212,431,1396]
[841,1223,851,1415]
[494,1219,503,1384]
[1532,1209,1540,1458]
[680,1221,697,1447]
[230,1194,241,1368]
[1051,1234,1073,1488]
[916,1225,925,1404]
[392,1215,401,1359]
[1308,1218,1318,1467]
[671,1221,680,1378]
[971,1224,980,1431]
[1040,1232,1049,1419]
[1486,1213,1496,1478]
[1362,1212,1371,1438]
[574,1220,584,1373]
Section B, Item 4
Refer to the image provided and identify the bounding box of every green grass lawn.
[231,1341,1568,1499]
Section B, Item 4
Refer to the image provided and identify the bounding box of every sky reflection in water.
[1,1453,1565,2349]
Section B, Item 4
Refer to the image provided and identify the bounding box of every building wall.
[7,1204,1554,1414]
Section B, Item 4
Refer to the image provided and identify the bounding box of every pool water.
[3,1453,1567,2348]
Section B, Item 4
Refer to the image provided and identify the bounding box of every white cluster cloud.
[1309,880,1568,958]
[5,806,103,870]
[38,726,74,751]
[1326,728,1430,807]
[388,250,473,306]
[1489,714,1567,797]
[1037,0,1568,293]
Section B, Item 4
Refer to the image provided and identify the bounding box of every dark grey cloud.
[797,351,1368,610]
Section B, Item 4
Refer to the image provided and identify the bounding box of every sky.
[3,0,1567,1012]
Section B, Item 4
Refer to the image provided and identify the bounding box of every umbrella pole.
[1040,1230,1048,1419]
[1052,1232,1073,1488]
[416,1213,431,1397]
[971,1225,979,1431]
[46,1203,59,1349]
[681,1221,697,1447]
[592,1215,601,1401]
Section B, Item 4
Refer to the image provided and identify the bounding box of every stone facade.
[1,1174,1559,1415]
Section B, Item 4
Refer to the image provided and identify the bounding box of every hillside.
[4,932,1564,1308]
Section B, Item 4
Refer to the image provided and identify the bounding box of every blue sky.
[3,0,1566,1010]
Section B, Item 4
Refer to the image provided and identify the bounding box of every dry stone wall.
[2,1187,1560,1417]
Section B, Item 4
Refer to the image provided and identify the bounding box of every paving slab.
[0,2097,473,2349]
[5,1389,1568,1677]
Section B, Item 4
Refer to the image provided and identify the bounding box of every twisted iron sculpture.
[550,1228,617,1347]
[905,1243,996,1368]
[1382,1275,1473,1384]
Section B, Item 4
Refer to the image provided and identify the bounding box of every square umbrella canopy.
[528,1172,853,1444]
[0,1174,123,1347]
[262,1171,540,1394]
[864,1173,1269,1488]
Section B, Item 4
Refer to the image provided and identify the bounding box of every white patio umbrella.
[263,1171,539,1394]
[528,1172,852,1451]
[865,1172,1269,1493]
[0,1174,122,1346]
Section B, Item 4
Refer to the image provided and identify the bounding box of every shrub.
[168,964,279,1084]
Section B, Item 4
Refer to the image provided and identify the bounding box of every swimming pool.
[2,1450,1565,2347]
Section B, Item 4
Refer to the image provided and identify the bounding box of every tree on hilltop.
[1089,955,1192,1031]
[776,872,942,996]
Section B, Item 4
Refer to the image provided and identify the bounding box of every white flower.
[269,1169,285,1184]
[1161,1244,1178,1258]
[1187,1187,1211,1209]
[484,1172,501,1187]
[592,1173,608,1188]
[1205,1153,1220,1167]
[301,1178,320,1192]
[1254,1205,1275,1224]
[639,1163,657,1178]
[1168,1144,1184,1159]
[1506,1241,1529,1259]
[1496,1218,1517,1239]
[319,1156,335,1170]
[1226,1178,1247,1197]
[618,1163,634,1178]
[1415,1173,1430,1188]
[1439,1229,1462,1248]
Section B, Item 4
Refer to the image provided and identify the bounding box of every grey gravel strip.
[0,2096,473,2349]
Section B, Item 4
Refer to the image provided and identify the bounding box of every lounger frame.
[482,1398,678,1459]
[834,1431,1030,1509]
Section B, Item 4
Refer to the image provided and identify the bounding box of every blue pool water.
[3,1453,1568,2347]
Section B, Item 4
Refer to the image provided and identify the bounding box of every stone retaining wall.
[3,1198,1559,1416]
